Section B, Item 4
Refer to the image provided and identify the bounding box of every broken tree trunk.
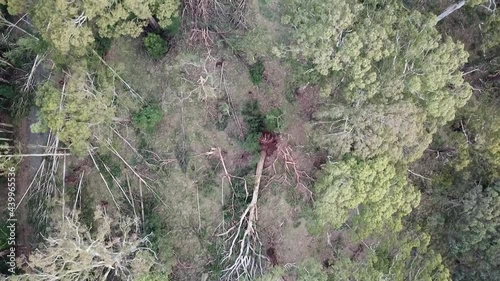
[246,150,266,236]
[437,0,466,22]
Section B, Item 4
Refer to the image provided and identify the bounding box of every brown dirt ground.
[295,85,322,121]
[14,116,33,263]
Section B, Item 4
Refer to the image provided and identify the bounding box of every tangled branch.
[219,150,267,280]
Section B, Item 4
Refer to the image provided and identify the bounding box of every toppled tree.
[218,133,278,280]
[19,207,158,281]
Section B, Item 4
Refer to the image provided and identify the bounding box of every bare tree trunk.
[437,0,466,22]
[0,122,14,127]
[149,17,160,31]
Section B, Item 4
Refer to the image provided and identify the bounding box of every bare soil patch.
[296,85,321,121]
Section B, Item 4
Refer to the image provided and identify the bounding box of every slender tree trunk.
[437,0,466,22]
[0,122,14,127]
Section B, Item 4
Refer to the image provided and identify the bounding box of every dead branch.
[22,53,46,93]
[275,139,314,201]
[91,50,144,103]
[88,148,121,212]
[407,169,432,181]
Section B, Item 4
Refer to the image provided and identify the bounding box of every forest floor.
[81,26,371,278]
[14,108,48,260]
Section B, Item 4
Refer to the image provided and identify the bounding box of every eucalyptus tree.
[282,0,471,163]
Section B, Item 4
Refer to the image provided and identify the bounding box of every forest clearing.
[0,0,499,280]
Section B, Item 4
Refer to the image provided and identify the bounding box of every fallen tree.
[219,140,268,280]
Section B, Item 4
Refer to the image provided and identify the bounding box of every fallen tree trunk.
[246,150,266,235]
[437,0,466,22]
[221,150,267,280]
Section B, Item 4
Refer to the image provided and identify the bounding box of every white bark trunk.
[437,0,466,22]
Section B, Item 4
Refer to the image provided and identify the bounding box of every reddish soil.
[259,132,279,156]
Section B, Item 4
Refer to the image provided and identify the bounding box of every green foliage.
[33,67,116,156]
[248,60,265,85]
[240,100,265,153]
[256,259,327,281]
[329,230,450,281]
[2,36,43,67]
[164,15,181,37]
[0,85,15,100]
[254,267,286,281]
[282,0,470,108]
[28,0,179,56]
[142,198,174,273]
[215,101,230,131]
[137,272,170,281]
[97,152,122,188]
[222,168,252,221]
[65,179,96,231]
[143,33,168,59]
[240,132,261,154]
[283,0,471,164]
[315,156,420,238]
[446,182,500,280]
[228,28,273,64]
[94,35,112,57]
[132,104,164,133]
[296,259,328,281]
[264,108,283,132]
[204,240,226,278]
[242,100,264,133]
[313,102,431,162]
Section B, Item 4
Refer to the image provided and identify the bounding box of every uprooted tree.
[17,208,158,281]
[217,133,279,280]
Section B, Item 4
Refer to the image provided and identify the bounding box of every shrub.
[249,60,265,85]
[0,85,15,100]
[165,16,181,36]
[241,100,265,153]
[216,102,230,131]
[143,33,168,59]
[241,100,264,133]
[132,104,164,133]
[264,108,284,132]
[95,35,112,57]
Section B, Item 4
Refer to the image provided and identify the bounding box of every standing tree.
[313,102,431,162]
[281,0,471,163]
[5,0,181,56]
[32,65,116,155]
[314,157,420,238]
[448,182,500,280]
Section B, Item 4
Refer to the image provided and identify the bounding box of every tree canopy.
[18,0,179,56]
[315,156,420,238]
